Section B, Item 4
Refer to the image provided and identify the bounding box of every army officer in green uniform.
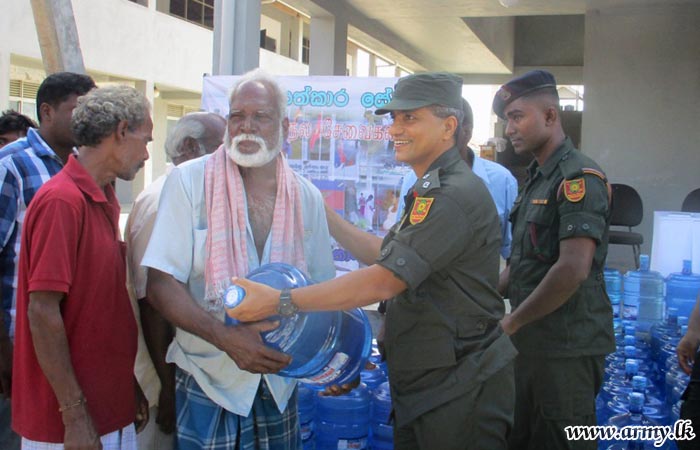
[494,70,615,450]
[229,72,517,450]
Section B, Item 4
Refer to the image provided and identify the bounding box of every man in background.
[125,111,226,449]
[12,85,151,449]
[495,70,614,450]
[0,72,95,449]
[0,111,37,149]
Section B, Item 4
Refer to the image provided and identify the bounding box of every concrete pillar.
[0,51,10,109]
[213,0,261,75]
[309,14,347,76]
[581,1,700,269]
[29,0,86,74]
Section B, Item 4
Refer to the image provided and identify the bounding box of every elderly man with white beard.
[141,69,335,450]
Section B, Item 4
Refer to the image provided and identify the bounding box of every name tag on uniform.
[531,199,548,205]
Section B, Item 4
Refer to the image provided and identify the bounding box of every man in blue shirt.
[0,72,95,449]
[396,98,518,259]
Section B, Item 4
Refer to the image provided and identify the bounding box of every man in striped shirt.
[0,72,95,449]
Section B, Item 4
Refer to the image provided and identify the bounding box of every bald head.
[165,112,226,165]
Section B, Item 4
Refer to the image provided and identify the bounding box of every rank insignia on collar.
[410,197,434,225]
[564,178,586,202]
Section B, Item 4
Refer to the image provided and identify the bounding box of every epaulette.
[413,168,441,196]
[556,164,612,204]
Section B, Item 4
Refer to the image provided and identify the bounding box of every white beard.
[225,128,283,168]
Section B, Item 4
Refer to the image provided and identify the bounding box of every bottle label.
[301,352,350,385]
[337,437,368,449]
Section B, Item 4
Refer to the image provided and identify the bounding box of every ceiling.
[282,0,589,83]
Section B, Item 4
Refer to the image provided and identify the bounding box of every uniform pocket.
[524,206,559,263]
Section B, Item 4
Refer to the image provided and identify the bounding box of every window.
[8,80,39,123]
[302,37,310,65]
[169,0,214,29]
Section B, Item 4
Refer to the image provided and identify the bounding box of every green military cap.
[375,72,463,115]
[492,69,559,119]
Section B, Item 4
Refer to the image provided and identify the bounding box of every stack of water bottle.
[298,341,394,450]
[597,256,700,449]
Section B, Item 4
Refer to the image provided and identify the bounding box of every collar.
[471,155,488,180]
[526,137,574,179]
[27,128,78,163]
[63,155,114,204]
[423,145,462,174]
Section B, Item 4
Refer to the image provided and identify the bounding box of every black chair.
[608,183,644,269]
[681,188,700,212]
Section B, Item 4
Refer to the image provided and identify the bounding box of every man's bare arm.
[230,264,407,322]
[28,291,101,449]
[325,203,382,266]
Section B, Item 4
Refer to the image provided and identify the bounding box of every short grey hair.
[428,104,464,124]
[229,68,287,119]
[72,85,150,147]
[165,114,207,160]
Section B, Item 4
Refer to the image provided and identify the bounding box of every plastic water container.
[666,260,700,320]
[650,307,679,364]
[360,362,387,393]
[370,381,394,450]
[606,393,671,449]
[223,263,373,389]
[604,376,668,426]
[316,383,371,450]
[298,383,317,450]
[623,255,665,337]
[605,267,623,318]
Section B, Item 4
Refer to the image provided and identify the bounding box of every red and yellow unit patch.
[564,178,586,202]
[410,197,434,225]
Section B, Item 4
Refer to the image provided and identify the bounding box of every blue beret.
[492,70,558,119]
[375,72,463,115]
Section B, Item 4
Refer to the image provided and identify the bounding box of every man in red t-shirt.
[12,85,151,449]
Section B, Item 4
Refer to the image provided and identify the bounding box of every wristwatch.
[277,288,298,317]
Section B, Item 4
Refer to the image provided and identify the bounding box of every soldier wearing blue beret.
[495,70,615,450]
[230,72,517,450]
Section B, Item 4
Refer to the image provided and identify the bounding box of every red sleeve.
[24,195,83,294]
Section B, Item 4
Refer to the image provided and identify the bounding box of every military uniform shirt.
[376,147,517,428]
[508,137,615,357]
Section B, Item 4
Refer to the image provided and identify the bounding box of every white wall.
[582,1,700,270]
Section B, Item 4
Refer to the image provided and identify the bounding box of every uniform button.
[396,257,406,267]
[476,320,486,331]
[381,248,389,256]
[567,224,574,231]
[582,223,590,230]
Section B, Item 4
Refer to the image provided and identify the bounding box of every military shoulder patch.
[564,178,586,202]
[410,197,434,225]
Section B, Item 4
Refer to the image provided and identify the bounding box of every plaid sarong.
[175,368,301,450]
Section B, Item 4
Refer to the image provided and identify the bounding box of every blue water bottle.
[606,393,671,449]
[222,263,373,389]
[298,383,317,450]
[665,260,700,320]
[370,381,394,450]
[315,383,371,450]
[605,267,623,318]
[623,254,665,338]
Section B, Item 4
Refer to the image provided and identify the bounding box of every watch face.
[278,301,298,317]
[278,289,297,316]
